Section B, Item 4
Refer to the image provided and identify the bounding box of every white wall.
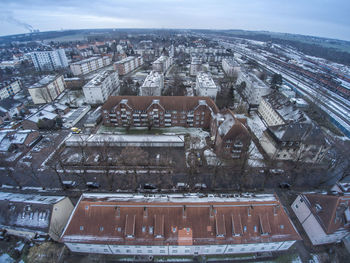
[292,195,348,245]
[65,241,296,255]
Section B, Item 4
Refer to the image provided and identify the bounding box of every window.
[100,226,104,231]
[80,226,84,231]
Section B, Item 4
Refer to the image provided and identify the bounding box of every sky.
[0,0,349,41]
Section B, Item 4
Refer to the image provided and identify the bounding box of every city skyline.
[0,0,349,41]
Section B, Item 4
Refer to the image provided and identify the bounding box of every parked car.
[86,182,100,189]
[176,182,189,189]
[279,182,291,189]
[194,183,207,190]
[138,183,158,192]
[62,181,77,188]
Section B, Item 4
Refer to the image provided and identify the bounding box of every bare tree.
[119,147,149,188]
[34,87,52,104]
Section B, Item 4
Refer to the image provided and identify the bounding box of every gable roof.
[303,194,350,234]
[61,193,301,245]
[102,96,219,114]
[0,192,65,234]
[267,122,327,145]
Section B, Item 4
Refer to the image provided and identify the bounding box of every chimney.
[210,205,215,218]
[115,206,120,218]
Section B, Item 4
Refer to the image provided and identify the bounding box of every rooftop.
[196,72,217,89]
[71,57,101,66]
[83,70,116,88]
[61,193,301,245]
[115,56,136,64]
[301,194,350,235]
[142,71,163,88]
[28,75,60,89]
[262,92,310,124]
[102,96,219,114]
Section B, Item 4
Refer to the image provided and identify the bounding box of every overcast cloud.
[0,0,349,41]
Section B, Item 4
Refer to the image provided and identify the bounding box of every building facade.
[211,109,251,159]
[0,192,73,241]
[102,96,219,129]
[260,123,329,163]
[114,56,144,75]
[152,55,172,73]
[292,194,350,245]
[258,92,310,127]
[30,49,68,71]
[190,57,202,76]
[70,56,111,76]
[237,72,271,107]
[28,75,66,104]
[140,71,164,96]
[83,70,120,104]
[222,59,240,77]
[0,80,21,100]
[61,193,300,255]
[196,72,219,99]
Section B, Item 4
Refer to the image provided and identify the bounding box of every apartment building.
[30,49,68,71]
[0,79,21,100]
[70,56,111,76]
[61,193,300,255]
[82,70,120,104]
[222,58,240,77]
[102,96,219,129]
[28,75,66,104]
[258,92,310,127]
[196,72,219,99]
[237,72,271,107]
[113,56,144,75]
[292,194,350,245]
[152,55,172,73]
[140,71,164,96]
[260,122,329,163]
[0,192,73,241]
[211,109,251,159]
[190,57,202,76]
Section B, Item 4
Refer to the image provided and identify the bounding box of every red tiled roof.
[61,194,301,245]
[102,96,219,114]
[303,194,350,234]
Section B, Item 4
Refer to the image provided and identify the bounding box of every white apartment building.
[28,75,66,104]
[30,49,68,71]
[82,70,120,104]
[114,56,144,75]
[222,58,240,77]
[190,57,202,76]
[237,72,271,107]
[70,56,111,76]
[258,92,310,127]
[152,55,172,73]
[140,71,164,96]
[60,193,300,255]
[196,72,219,99]
[0,80,21,100]
[292,194,350,245]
